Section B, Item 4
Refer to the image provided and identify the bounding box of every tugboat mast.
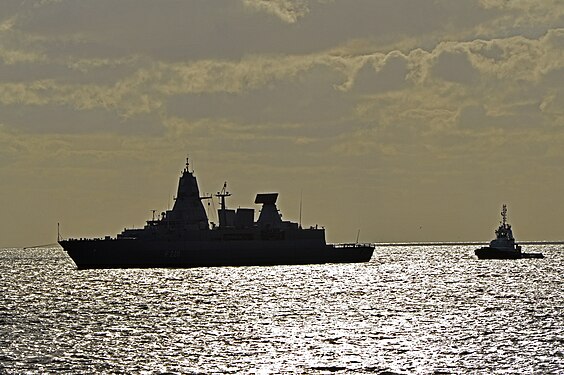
[501,204,508,227]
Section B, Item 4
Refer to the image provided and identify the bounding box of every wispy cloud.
[242,0,310,23]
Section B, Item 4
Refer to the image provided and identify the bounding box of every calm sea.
[0,244,562,374]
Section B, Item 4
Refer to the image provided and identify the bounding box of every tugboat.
[475,205,543,259]
[58,159,375,269]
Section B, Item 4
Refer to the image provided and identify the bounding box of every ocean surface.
[0,244,562,374]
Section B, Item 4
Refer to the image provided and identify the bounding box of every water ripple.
[0,245,562,373]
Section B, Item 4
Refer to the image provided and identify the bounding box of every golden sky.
[1,0,564,247]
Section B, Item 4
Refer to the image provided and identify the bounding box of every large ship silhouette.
[59,159,374,269]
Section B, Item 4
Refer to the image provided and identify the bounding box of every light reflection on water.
[0,245,562,374]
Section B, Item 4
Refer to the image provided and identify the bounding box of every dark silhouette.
[475,204,543,259]
[59,159,374,269]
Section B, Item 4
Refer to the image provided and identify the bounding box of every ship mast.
[184,157,190,173]
[501,204,507,227]
[216,182,231,227]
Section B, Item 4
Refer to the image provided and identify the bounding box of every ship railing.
[65,237,118,241]
[333,243,374,248]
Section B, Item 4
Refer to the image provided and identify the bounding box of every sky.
[1,0,564,247]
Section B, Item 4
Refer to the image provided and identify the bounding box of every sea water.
[0,244,562,374]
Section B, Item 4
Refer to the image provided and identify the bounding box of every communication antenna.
[356,229,360,244]
[57,222,61,242]
[299,189,303,229]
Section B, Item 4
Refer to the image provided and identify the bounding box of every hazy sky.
[1,0,563,247]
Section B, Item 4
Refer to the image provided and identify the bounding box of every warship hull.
[475,247,544,260]
[59,239,374,269]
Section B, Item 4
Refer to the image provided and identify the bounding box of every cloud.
[0,16,46,65]
[149,54,348,95]
[242,0,310,23]
[540,91,564,117]
[2,28,562,146]
[0,103,163,135]
[475,0,564,40]
[1,4,562,149]
[412,33,560,84]
[353,52,410,93]
[432,50,478,84]
[6,0,551,64]
[0,15,17,32]
[0,79,161,120]
[164,63,355,126]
